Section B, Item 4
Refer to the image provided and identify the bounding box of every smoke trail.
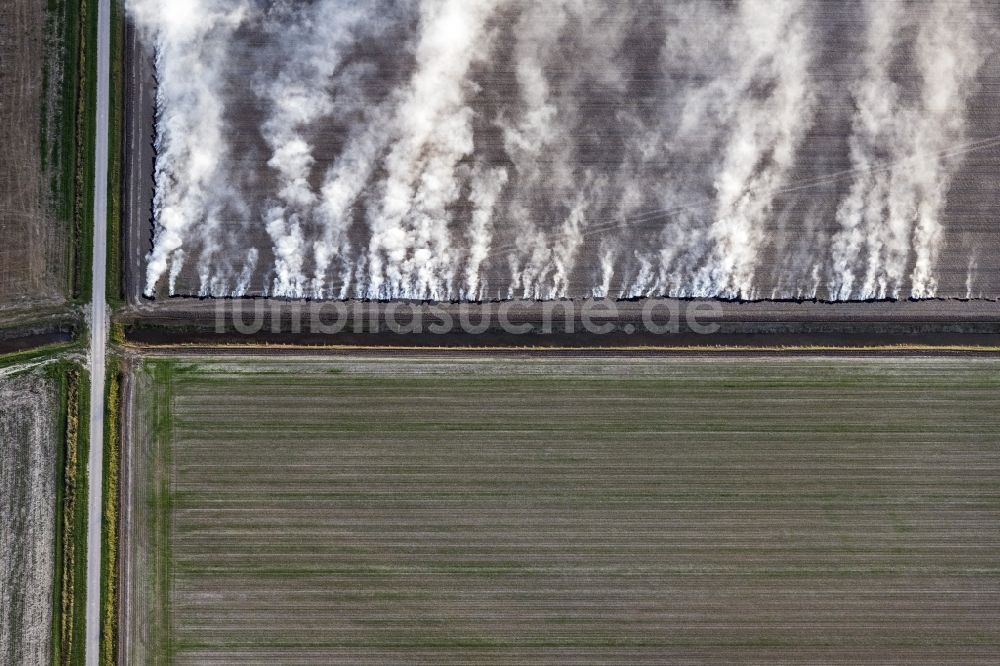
[827,2,899,300]
[464,166,508,300]
[594,240,617,298]
[908,0,986,298]
[233,248,259,297]
[130,0,251,297]
[254,0,401,298]
[771,199,827,300]
[830,0,987,300]
[613,0,729,298]
[499,2,571,300]
[616,0,815,300]
[500,0,632,299]
[313,106,394,299]
[966,252,978,300]
[134,0,994,303]
[542,2,632,299]
[366,0,506,300]
[694,0,816,299]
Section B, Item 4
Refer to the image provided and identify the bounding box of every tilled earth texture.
[0,370,58,665]
[0,0,68,311]
[122,354,1000,665]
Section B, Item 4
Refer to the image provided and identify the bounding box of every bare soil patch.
[0,0,67,312]
[0,370,58,663]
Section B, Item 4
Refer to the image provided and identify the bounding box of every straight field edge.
[118,340,1000,355]
[99,359,123,666]
[49,361,90,666]
[111,357,174,664]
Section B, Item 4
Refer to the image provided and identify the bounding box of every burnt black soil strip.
[0,330,76,356]
[122,324,1000,354]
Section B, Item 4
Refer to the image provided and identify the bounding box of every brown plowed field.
[0,0,66,312]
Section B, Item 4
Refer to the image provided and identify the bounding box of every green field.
[122,354,1000,664]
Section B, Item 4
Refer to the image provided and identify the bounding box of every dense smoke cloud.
[130,0,998,301]
[367,0,505,300]
[693,0,816,299]
[131,0,251,296]
[254,0,415,298]
[830,0,989,300]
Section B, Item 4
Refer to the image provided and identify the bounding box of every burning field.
[126,0,1000,302]
[0,370,58,664]
[121,353,1000,664]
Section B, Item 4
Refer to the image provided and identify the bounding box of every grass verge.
[74,0,98,302]
[42,0,79,295]
[43,0,98,303]
[49,362,90,666]
[99,360,123,665]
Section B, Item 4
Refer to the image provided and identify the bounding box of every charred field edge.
[48,360,89,666]
[106,0,124,310]
[121,327,1000,351]
[117,297,1000,349]
[144,294,1000,306]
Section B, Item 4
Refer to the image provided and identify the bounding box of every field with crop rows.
[122,354,1000,664]
[0,369,58,663]
[0,0,72,311]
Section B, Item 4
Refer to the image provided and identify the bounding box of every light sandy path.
[85,0,110,662]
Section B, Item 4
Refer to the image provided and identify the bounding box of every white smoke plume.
[908,0,987,299]
[314,106,394,299]
[499,2,572,300]
[131,0,251,297]
[966,252,979,300]
[594,240,617,298]
[500,0,632,300]
[254,0,397,298]
[615,0,815,300]
[693,0,816,299]
[464,166,509,300]
[830,0,988,300]
[132,0,995,302]
[233,248,259,297]
[366,0,506,300]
